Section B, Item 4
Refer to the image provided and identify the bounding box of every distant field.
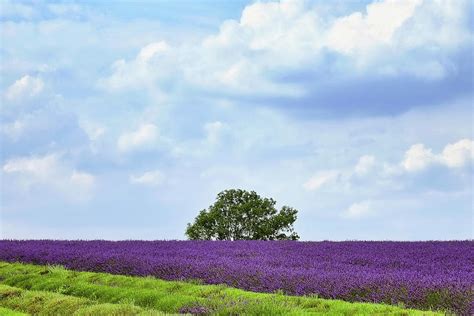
[0,240,471,314]
[0,262,442,315]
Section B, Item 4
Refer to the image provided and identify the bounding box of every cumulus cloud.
[401,144,436,172]
[2,154,95,201]
[325,0,470,78]
[1,120,25,141]
[99,40,172,98]
[99,0,472,99]
[130,170,164,186]
[354,155,376,175]
[303,171,339,191]
[327,0,422,55]
[117,123,158,153]
[342,200,373,219]
[402,139,474,172]
[70,171,95,190]
[5,75,44,101]
[303,138,473,199]
[137,41,170,62]
[440,139,474,168]
[3,154,58,177]
[397,0,471,50]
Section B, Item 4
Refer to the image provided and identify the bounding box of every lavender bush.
[0,240,472,315]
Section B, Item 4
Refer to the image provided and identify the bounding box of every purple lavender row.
[0,240,472,315]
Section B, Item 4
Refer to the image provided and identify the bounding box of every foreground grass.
[0,306,29,316]
[0,262,442,315]
[0,284,167,315]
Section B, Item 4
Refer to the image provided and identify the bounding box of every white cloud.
[2,154,95,200]
[402,139,473,172]
[3,154,58,178]
[187,0,319,95]
[303,171,339,191]
[5,75,44,101]
[117,123,158,152]
[402,143,436,172]
[355,155,376,175]
[99,40,172,98]
[397,0,471,50]
[327,0,422,54]
[342,200,373,219]
[137,41,170,62]
[130,170,164,186]
[303,138,473,204]
[99,0,471,97]
[325,0,470,78]
[70,171,95,190]
[2,120,25,141]
[440,139,474,168]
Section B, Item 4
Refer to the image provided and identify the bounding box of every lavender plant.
[0,240,472,315]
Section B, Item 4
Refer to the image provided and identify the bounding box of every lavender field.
[0,240,472,315]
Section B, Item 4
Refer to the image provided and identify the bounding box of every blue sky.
[1,0,472,240]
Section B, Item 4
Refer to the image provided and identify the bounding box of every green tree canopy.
[185,189,299,240]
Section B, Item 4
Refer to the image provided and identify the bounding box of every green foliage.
[186,189,300,240]
[0,262,442,315]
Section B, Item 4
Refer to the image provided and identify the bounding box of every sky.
[0,0,473,241]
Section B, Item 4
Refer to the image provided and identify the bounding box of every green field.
[0,262,442,315]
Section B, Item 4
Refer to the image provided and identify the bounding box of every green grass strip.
[0,284,169,316]
[0,261,443,315]
[0,306,29,316]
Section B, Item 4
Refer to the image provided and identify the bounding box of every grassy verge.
[0,262,442,315]
[0,306,29,316]
[0,284,168,315]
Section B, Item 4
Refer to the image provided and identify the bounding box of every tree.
[185,189,299,240]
